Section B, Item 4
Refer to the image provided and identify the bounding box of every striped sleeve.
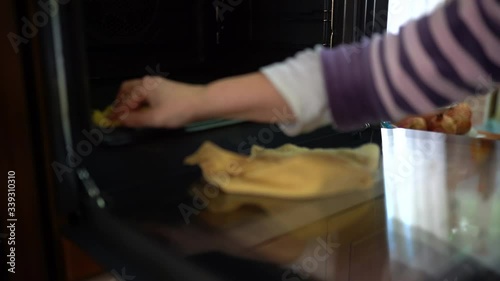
[322,0,500,131]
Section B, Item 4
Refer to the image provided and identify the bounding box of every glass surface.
[91,128,500,280]
[382,129,500,280]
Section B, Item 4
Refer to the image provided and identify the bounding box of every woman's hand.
[110,76,205,128]
[111,73,294,129]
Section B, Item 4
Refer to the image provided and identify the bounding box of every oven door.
[40,0,387,281]
[83,0,388,81]
[84,0,334,81]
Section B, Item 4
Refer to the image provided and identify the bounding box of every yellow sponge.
[92,106,121,128]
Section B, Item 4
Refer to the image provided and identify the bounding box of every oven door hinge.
[77,168,107,209]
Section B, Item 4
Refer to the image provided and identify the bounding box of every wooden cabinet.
[62,238,104,281]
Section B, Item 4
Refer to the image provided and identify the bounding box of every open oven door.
[29,0,388,280]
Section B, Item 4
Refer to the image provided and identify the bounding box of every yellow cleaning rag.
[184,141,380,199]
[92,106,121,127]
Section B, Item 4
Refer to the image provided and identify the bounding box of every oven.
[49,0,388,213]
[6,0,389,280]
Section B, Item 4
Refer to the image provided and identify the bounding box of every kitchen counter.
[69,128,500,281]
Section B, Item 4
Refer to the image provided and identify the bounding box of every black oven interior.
[83,0,346,142]
[45,1,389,280]
[83,0,387,110]
[85,0,325,79]
[75,0,387,207]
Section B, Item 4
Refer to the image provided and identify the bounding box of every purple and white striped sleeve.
[261,0,500,135]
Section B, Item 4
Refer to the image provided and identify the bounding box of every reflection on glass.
[383,129,449,276]
[382,128,500,277]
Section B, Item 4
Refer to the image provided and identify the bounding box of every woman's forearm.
[192,72,296,124]
[321,0,500,131]
[256,0,500,134]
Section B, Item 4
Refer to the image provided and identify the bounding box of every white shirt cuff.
[260,45,333,136]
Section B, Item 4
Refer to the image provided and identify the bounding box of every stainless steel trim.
[78,168,106,208]
[50,0,73,148]
[342,0,347,43]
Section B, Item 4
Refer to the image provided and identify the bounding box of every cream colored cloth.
[184,141,380,199]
